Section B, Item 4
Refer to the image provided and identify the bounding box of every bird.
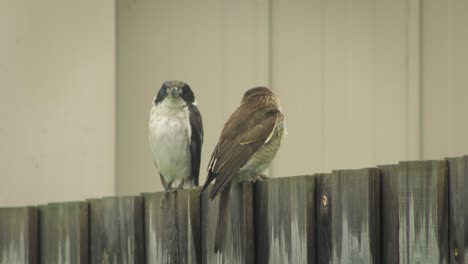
[201,86,285,253]
[149,80,203,203]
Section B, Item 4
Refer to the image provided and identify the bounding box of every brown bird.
[202,87,285,253]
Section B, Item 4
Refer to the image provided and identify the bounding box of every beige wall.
[2,0,467,204]
[422,0,468,160]
[117,0,468,195]
[0,0,116,206]
[116,0,412,194]
[270,0,417,177]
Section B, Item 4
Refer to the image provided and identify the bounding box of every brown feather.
[202,86,284,254]
[203,88,281,199]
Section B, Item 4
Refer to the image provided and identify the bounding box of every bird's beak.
[170,87,178,97]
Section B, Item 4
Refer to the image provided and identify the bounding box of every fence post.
[316,168,380,263]
[143,188,201,263]
[89,196,144,264]
[447,156,468,263]
[380,160,449,263]
[201,182,254,264]
[254,175,316,264]
[38,202,88,264]
[0,207,37,264]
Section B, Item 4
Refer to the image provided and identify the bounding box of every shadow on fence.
[1,156,467,263]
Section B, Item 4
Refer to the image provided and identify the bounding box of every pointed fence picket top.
[316,168,380,264]
[38,201,88,264]
[254,175,316,264]
[88,196,144,264]
[201,182,254,264]
[380,160,449,264]
[447,156,468,263]
[0,207,37,264]
[143,188,201,264]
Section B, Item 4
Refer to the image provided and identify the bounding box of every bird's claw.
[249,173,269,183]
[160,191,169,209]
[159,181,184,209]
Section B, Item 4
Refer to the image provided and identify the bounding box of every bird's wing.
[204,106,280,199]
[189,105,203,186]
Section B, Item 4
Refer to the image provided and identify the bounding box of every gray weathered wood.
[38,202,88,264]
[89,196,144,264]
[201,182,254,264]
[380,160,449,263]
[379,164,400,264]
[316,168,380,264]
[143,188,201,264]
[447,156,468,263]
[254,175,315,264]
[0,207,37,264]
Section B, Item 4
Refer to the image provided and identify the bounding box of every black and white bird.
[149,81,203,197]
[202,87,285,253]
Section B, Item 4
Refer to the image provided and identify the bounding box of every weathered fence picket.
[38,202,88,264]
[379,164,399,264]
[143,188,201,264]
[254,175,316,264]
[447,156,468,263]
[0,207,37,264]
[2,155,468,263]
[316,168,380,264]
[380,160,449,264]
[201,182,254,264]
[88,196,144,264]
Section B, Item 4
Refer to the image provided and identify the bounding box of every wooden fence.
[1,156,467,263]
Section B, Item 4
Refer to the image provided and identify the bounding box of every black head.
[154,80,195,105]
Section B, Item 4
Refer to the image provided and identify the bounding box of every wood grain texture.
[254,175,315,264]
[0,207,37,264]
[38,202,88,264]
[89,196,144,264]
[447,156,468,263]
[380,160,449,263]
[316,169,380,263]
[379,164,400,264]
[201,182,254,264]
[143,188,201,264]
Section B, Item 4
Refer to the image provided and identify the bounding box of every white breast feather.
[149,99,192,184]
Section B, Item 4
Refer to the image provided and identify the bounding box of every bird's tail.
[214,187,230,253]
[202,172,216,193]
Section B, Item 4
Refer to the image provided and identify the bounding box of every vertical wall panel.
[0,0,115,207]
[322,0,356,170]
[271,0,411,176]
[374,0,409,164]
[324,0,378,170]
[271,0,326,176]
[422,0,468,160]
